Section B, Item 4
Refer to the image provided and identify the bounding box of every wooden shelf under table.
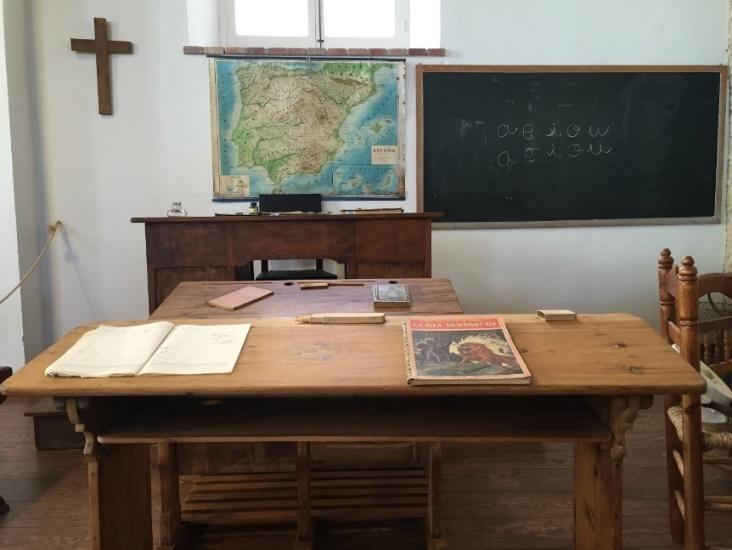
[98,396,610,533]
[181,466,430,525]
[97,396,611,445]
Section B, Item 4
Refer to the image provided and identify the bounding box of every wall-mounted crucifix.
[70,17,133,115]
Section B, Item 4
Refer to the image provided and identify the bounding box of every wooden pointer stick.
[297,281,367,287]
[295,313,385,324]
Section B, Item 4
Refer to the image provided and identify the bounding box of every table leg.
[575,395,649,550]
[65,397,152,550]
[427,442,447,550]
[295,442,314,550]
[158,442,185,549]
[574,442,622,550]
[88,443,152,550]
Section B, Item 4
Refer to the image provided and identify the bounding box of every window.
[222,0,440,48]
[231,0,315,46]
[235,0,311,38]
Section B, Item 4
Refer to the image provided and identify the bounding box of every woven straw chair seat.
[667,405,732,452]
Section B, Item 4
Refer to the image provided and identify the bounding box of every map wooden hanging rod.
[71,17,133,115]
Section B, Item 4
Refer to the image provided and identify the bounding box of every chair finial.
[659,248,673,271]
[678,256,697,280]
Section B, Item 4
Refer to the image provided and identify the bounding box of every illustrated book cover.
[373,283,411,307]
[207,286,273,311]
[403,316,531,385]
[45,321,250,378]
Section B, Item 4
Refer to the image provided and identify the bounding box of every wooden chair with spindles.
[0,366,12,514]
[658,249,732,549]
[697,274,732,380]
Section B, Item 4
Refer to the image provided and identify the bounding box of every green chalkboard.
[417,65,726,228]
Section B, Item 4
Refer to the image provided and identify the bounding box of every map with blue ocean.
[211,59,405,199]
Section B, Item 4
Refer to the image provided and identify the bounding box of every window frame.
[222,0,411,49]
[319,0,409,49]
[221,0,319,48]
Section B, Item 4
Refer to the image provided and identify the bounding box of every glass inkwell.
[167,201,188,217]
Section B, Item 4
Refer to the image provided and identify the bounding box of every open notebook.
[45,321,250,378]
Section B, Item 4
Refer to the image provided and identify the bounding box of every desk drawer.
[355,219,429,263]
[231,221,354,262]
[146,223,228,266]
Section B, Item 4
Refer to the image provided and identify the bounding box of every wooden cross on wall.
[70,18,133,115]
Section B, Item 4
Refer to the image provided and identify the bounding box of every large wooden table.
[2,314,704,550]
[132,213,440,313]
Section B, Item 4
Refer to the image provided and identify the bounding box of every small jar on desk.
[166,201,187,217]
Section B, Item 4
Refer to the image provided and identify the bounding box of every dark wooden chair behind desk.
[0,366,12,514]
[658,250,732,550]
[257,258,337,281]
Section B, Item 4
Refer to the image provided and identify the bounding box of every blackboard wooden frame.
[416,65,728,229]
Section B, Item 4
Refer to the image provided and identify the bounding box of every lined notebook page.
[138,324,250,375]
[45,322,175,378]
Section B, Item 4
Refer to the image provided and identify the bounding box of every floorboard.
[0,397,730,549]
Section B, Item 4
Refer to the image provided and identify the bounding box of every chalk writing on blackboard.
[494,121,613,172]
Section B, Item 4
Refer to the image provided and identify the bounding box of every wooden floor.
[1,397,730,549]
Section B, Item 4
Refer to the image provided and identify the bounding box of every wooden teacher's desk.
[132,213,440,313]
[150,278,462,320]
[2,314,704,550]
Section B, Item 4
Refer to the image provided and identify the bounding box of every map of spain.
[211,59,405,199]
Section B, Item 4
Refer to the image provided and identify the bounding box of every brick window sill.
[183,46,445,57]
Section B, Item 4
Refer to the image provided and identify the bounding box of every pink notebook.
[207,286,273,311]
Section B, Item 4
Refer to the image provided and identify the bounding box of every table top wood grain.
[2,315,705,398]
[149,279,463,320]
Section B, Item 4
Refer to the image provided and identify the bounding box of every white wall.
[23,0,729,349]
[725,2,732,271]
[0,0,26,369]
[5,0,46,360]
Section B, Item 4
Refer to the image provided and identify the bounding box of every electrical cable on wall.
[0,221,63,306]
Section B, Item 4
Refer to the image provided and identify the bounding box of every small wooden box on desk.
[131,213,440,313]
